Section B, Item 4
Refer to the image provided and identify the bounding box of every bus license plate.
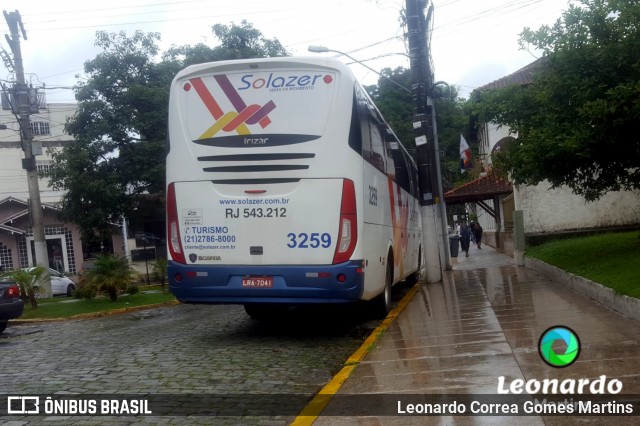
[242,276,273,288]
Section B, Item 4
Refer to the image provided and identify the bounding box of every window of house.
[36,160,53,174]
[31,121,50,136]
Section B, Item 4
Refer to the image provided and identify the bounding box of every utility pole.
[406,0,451,283]
[3,10,51,296]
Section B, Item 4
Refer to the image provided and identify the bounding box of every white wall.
[0,103,76,204]
[477,121,640,234]
[515,183,640,234]
[477,200,504,232]
[0,146,66,203]
[33,104,77,141]
[479,122,513,170]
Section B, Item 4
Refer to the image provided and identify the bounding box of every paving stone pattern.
[0,302,386,425]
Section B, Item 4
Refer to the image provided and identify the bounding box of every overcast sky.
[1,0,570,103]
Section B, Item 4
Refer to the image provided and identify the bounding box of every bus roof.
[173,56,356,84]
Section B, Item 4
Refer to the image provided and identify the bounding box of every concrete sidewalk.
[311,245,640,425]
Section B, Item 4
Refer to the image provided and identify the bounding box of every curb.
[291,283,421,425]
[10,300,180,324]
[525,256,640,322]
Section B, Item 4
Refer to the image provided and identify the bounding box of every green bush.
[74,284,98,300]
[82,254,134,301]
[125,285,140,295]
[151,257,168,291]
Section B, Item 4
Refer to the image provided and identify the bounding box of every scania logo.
[198,256,221,261]
[188,253,197,263]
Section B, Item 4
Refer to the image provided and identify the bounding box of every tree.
[471,0,640,201]
[365,67,414,149]
[48,31,174,237]
[366,67,468,191]
[163,20,288,66]
[48,22,289,239]
[432,83,473,192]
[2,267,48,309]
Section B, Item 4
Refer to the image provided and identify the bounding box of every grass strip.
[19,286,176,320]
[526,231,640,298]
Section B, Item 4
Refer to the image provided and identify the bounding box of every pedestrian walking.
[459,221,472,257]
[474,223,484,249]
[469,222,477,244]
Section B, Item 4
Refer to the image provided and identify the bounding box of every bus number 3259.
[287,232,332,249]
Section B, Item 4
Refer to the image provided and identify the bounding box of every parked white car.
[27,268,77,297]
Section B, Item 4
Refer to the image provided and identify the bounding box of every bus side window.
[387,141,411,194]
[348,92,363,154]
[360,105,373,161]
[367,120,386,173]
[396,149,411,194]
[385,143,396,181]
[361,107,386,173]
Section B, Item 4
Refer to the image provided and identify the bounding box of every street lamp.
[308,45,411,93]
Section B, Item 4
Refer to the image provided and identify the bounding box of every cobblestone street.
[0,301,391,425]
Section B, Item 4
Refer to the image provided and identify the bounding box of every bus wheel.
[371,258,393,319]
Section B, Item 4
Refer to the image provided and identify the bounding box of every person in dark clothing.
[459,221,472,257]
[474,223,484,249]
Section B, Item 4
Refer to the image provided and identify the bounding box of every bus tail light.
[332,179,357,264]
[167,183,186,264]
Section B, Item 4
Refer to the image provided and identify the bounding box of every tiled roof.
[474,57,547,93]
[444,172,512,204]
[0,197,61,235]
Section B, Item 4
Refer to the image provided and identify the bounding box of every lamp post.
[121,215,131,264]
[308,46,411,93]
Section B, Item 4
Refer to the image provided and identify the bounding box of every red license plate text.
[242,276,273,288]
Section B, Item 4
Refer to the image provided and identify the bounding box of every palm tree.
[151,257,168,292]
[1,267,48,309]
[83,255,133,301]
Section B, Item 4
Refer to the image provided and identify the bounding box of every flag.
[460,134,472,172]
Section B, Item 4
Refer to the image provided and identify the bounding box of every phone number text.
[184,235,237,243]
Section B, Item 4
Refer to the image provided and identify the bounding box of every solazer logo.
[185,75,276,138]
[538,326,581,368]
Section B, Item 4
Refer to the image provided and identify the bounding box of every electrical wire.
[0,0,564,100]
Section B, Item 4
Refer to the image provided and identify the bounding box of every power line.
[431,0,549,38]
[18,0,214,18]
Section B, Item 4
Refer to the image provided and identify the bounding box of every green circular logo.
[539,326,580,368]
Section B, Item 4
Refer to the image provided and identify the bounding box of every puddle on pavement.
[128,310,163,320]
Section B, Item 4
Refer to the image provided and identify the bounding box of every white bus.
[166,57,423,318]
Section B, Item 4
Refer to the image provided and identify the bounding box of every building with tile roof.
[448,59,639,256]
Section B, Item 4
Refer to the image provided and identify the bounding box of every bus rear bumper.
[168,260,364,304]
